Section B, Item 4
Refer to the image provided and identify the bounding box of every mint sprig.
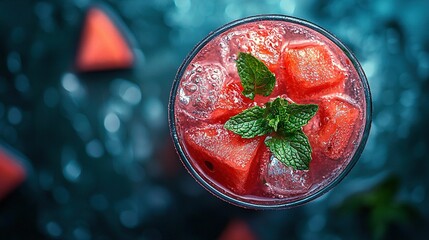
[225,97,318,170]
[236,52,276,100]
[266,97,289,132]
[224,52,318,170]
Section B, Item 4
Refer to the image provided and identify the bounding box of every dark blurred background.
[1,0,429,239]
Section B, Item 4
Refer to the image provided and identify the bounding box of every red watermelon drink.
[169,15,371,209]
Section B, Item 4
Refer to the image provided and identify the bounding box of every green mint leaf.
[282,103,319,133]
[265,130,312,170]
[224,106,272,138]
[268,115,280,132]
[236,52,276,100]
[265,98,289,131]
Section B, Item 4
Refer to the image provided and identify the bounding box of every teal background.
[1,0,429,239]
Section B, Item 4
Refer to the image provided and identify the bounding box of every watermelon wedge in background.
[0,147,26,200]
[75,7,134,72]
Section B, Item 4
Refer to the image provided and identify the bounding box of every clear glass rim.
[168,14,372,210]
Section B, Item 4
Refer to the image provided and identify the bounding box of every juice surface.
[173,20,367,206]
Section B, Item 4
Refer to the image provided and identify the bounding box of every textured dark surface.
[1,0,429,239]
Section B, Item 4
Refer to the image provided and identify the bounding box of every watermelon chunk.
[184,124,263,194]
[282,41,347,101]
[304,97,360,160]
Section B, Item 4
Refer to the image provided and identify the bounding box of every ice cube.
[264,155,312,197]
[219,24,284,75]
[178,62,227,119]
